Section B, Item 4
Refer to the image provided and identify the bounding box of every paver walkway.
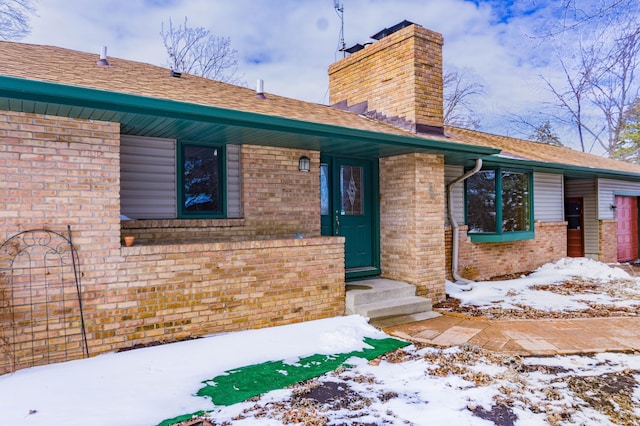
[384,313,640,356]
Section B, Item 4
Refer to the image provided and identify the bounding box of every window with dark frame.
[466,168,531,236]
[179,143,223,217]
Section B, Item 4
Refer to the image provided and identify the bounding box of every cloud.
[20,0,598,146]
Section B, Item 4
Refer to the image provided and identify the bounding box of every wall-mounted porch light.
[298,156,310,172]
[611,204,618,210]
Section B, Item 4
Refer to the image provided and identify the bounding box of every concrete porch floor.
[383,313,640,356]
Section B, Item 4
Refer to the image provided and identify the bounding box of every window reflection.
[467,170,496,232]
[466,169,531,234]
[320,164,329,216]
[182,144,220,214]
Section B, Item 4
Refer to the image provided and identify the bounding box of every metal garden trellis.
[0,226,89,373]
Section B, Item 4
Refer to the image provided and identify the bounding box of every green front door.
[321,156,379,279]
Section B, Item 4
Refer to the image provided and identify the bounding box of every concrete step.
[370,311,442,328]
[354,296,433,319]
[345,279,418,307]
[345,278,436,325]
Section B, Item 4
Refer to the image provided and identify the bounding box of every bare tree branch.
[160,17,244,85]
[443,70,484,129]
[543,0,636,37]
[537,1,640,156]
[0,0,35,40]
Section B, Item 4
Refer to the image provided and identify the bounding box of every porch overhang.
[0,75,498,163]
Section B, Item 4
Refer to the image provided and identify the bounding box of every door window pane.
[181,144,220,214]
[320,163,329,216]
[565,201,582,230]
[340,165,363,215]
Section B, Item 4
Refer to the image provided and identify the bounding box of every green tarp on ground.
[159,336,408,426]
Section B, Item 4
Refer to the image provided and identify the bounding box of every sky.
[16,0,618,148]
[1,258,639,425]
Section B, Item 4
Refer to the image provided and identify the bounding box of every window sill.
[121,218,245,229]
[468,231,535,243]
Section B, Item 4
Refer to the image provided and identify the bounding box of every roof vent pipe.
[256,79,266,99]
[447,158,482,285]
[96,46,110,66]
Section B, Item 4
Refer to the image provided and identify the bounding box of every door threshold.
[346,266,380,281]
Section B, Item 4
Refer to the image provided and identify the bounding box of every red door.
[565,198,584,257]
[616,196,638,262]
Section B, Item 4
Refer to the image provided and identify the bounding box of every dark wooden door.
[616,196,638,262]
[321,156,379,277]
[334,158,374,270]
[565,198,584,257]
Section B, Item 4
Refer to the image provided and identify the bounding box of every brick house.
[2,20,640,372]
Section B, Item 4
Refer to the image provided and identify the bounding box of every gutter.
[446,158,482,284]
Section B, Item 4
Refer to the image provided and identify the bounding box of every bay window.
[465,168,533,242]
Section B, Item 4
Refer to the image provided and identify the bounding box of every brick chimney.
[328,21,444,135]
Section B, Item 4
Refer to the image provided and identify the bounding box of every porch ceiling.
[0,75,498,163]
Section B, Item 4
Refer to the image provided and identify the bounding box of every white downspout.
[447,159,483,284]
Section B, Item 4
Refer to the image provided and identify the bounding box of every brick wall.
[242,145,320,236]
[328,23,444,130]
[121,146,320,244]
[380,153,447,302]
[599,219,617,263]
[445,221,568,281]
[91,237,345,357]
[0,111,121,244]
[1,111,122,373]
[1,111,344,374]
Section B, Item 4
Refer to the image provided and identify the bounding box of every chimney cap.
[343,43,365,54]
[371,20,415,40]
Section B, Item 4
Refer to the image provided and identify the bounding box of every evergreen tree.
[614,98,640,163]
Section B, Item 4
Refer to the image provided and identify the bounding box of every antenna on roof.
[334,0,346,57]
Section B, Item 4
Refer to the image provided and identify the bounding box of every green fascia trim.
[485,156,640,181]
[468,231,535,243]
[0,75,499,157]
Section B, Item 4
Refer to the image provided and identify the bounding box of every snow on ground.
[0,316,388,426]
[446,257,640,314]
[1,258,640,425]
[218,346,640,425]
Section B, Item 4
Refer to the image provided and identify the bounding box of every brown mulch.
[187,345,640,426]
[434,264,640,320]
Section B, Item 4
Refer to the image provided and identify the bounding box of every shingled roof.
[0,41,434,139]
[2,40,640,178]
[446,126,640,176]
